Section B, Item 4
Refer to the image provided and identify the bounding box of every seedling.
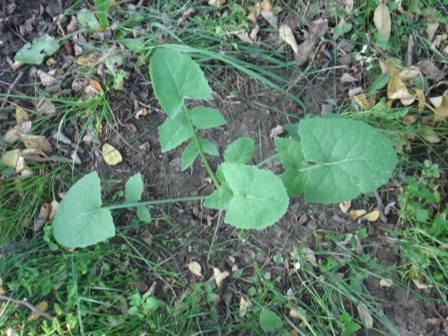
[52,48,397,248]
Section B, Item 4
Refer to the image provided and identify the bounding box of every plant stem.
[256,153,280,168]
[106,196,205,210]
[183,102,220,189]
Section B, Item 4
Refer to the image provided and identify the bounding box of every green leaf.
[94,0,110,29]
[121,38,146,53]
[125,173,143,204]
[223,137,254,164]
[77,9,100,31]
[275,137,308,197]
[298,117,397,204]
[189,107,226,129]
[260,309,283,332]
[53,172,114,248]
[14,34,59,65]
[150,49,212,118]
[181,139,219,171]
[137,206,152,223]
[369,73,390,93]
[159,113,193,152]
[282,123,301,142]
[204,163,289,229]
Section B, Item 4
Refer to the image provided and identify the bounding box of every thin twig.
[0,72,24,112]
[0,294,54,321]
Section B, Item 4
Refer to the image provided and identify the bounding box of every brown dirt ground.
[1,0,447,335]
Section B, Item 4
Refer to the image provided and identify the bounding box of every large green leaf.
[278,117,397,204]
[260,309,283,332]
[204,163,288,229]
[158,112,193,152]
[53,172,114,248]
[14,34,59,65]
[149,49,212,117]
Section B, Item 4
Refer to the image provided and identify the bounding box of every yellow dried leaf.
[239,296,252,317]
[353,94,373,109]
[187,261,202,277]
[1,150,19,168]
[2,127,20,144]
[364,210,380,222]
[76,51,102,66]
[102,143,122,166]
[213,267,230,287]
[434,95,448,119]
[388,76,413,100]
[16,106,29,123]
[28,301,48,321]
[21,135,52,153]
[400,95,416,106]
[398,67,420,80]
[414,89,426,110]
[402,115,415,125]
[373,3,391,41]
[350,209,366,220]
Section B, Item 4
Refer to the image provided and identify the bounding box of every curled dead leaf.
[279,24,298,55]
[379,278,393,287]
[339,201,351,214]
[239,296,252,317]
[357,303,373,329]
[21,135,53,153]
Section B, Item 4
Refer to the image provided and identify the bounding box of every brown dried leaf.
[28,301,48,322]
[379,278,393,287]
[208,0,225,8]
[239,296,252,317]
[279,24,298,54]
[357,303,373,329]
[388,76,413,100]
[36,100,56,115]
[416,60,445,81]
[339,201,351,214]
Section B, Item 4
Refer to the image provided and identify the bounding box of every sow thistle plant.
[52,48,398,248]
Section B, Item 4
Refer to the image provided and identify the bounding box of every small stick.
[0,294,54,321]
[0,72,24,112]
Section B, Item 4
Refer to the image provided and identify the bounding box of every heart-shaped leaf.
[204,163,288,229]
[53,172,114,248]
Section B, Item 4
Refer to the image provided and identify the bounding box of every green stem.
[183,102,220,189]
[256,153,280,168]
[105,196,205,210]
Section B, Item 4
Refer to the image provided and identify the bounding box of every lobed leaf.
[149,49,212,118]
[53,172,114,248]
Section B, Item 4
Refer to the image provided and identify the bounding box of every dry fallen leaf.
[208,0,225,8]
[379,278,393,287]
[28,301,48,322]
[21,135,53,153]
[357,303,373,329]
[213,267,230,287]
[373,3,391,41]
[388,76,414,100]
[364,210,380,222]
[422,129,441,143]
[102,143,122,166]
[279,24,298,55]
[36,100,56,115]
[414,89,426,110]
[239,296,252,317]
[416,60,445,81]
[187,261,202,277]
[261,10,278,29]
[350,209,366,220]
[339,201,351,214]
[135,107,148,119]
[16,106,29,123]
